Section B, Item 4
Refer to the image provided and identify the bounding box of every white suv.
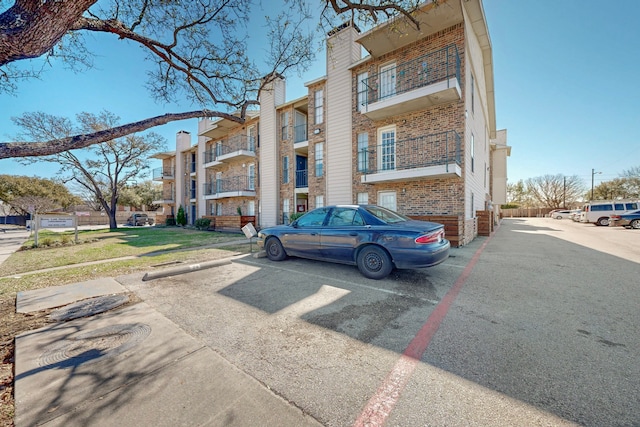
[579,201,640,226]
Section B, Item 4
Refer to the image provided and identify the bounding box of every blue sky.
[1,0,639,189]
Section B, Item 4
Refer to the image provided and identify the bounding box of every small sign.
[241,222,257,239]
[40,217,75,228]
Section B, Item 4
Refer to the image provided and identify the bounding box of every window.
[297,207,328,227]
[247,200,255,216]
[315,194,324,208]
[378,126,395,171]
[248,163,255,190]
[471,133,475,173]
[592,204,613,212]
[357,133,368,172]
[377,191,396,211]
[315,142,324,177]
[471,73,475,114]
[357,192,368,205]
[215,172,222,193]
[215,141,223,159]
[280,111,290,140]
[283,156,289,184]
[328,208,364,226]
[314,89,324,124]
[357,72,368,111]
[283,198,290,223]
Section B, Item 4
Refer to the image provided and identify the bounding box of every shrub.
[176,205,187,226]
[194,218,211,230]
[289,212,304,222]
[165,217,177,226]
[237,206,242,216]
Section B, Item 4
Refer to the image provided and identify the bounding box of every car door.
[320,207,368,263]
[280,207,328,258]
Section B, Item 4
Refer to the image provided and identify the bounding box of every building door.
[378,191,397,211]
[379,63,396,99]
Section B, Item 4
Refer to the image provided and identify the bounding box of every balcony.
[359,130,462,184]
[203,175,256,199]
[358,45,461,121]
[203,135,256,167]
[152,189,176,205]
[295,169,308,189]
[152,167,175,181]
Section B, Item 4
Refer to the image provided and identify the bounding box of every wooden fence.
[500,208,554,218]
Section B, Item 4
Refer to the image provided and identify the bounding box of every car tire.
[265,237,287,261]
[555,215,562,219]
[630,219,640,230]
[356,246,393,280]
[596,217,610,226]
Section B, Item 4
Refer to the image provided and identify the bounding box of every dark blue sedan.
[610,209,640,229]
[256,205,450,279]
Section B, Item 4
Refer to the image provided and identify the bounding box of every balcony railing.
[294,124,308,143]
[152,167,175,180]
[203,134,256,164]
[358,44,460,107]
[295,169,308,188]
[153,188,175,203]
[203,175,255,196]
[359,130,461,175]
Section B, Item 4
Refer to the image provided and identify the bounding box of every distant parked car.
[609,209,640,229]
[550,209,580,220]
[571,210,582,221]
[257,204,450,280]
[126,213,154,226]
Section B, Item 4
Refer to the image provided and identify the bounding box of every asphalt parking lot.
[114,217,639,426]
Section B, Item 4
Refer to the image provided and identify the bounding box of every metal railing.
[295,169,308,188]
[153,167,174,179]
[203,134,256,164]
[358,44,460,106]
[203,175,255,196]
[359,130,461,175]
[158,188,175,201]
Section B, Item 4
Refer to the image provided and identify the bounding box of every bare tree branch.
[1,110,243,158]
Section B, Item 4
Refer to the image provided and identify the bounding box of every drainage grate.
[48,294,130,321]
[37,323,151,369]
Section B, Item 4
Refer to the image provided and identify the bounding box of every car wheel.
[630,219,640,230]
[265,237,287,261]
[555,215,562,219]
[356,246,393,280]
[596,217,610,226]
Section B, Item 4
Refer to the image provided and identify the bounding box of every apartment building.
[152,0,510,245]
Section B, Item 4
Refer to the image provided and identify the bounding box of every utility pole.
[591,168,601,200]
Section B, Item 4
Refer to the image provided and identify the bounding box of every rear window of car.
[364,206,409,224]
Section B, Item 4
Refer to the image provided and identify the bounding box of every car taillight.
[415,229,444,244]
[610,215,621,220]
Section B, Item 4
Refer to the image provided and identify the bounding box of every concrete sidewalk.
[14,278,321,426]
[0,228,29,266]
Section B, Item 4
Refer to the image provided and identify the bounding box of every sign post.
[36,214,79,246]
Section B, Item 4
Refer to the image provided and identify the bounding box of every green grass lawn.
[0,227,252,296]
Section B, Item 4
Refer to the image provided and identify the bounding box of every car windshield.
[363,206,409,224]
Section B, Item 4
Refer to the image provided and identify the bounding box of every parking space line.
[353,233,492,426]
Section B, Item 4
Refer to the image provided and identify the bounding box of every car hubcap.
[364,253,382,272]
[268,244,279,257]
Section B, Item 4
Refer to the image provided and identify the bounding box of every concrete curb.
[142,258,232,281]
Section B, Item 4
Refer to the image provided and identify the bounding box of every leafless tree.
[525,174,586,209]
[14,110,165,229]
[1,0,426,159]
